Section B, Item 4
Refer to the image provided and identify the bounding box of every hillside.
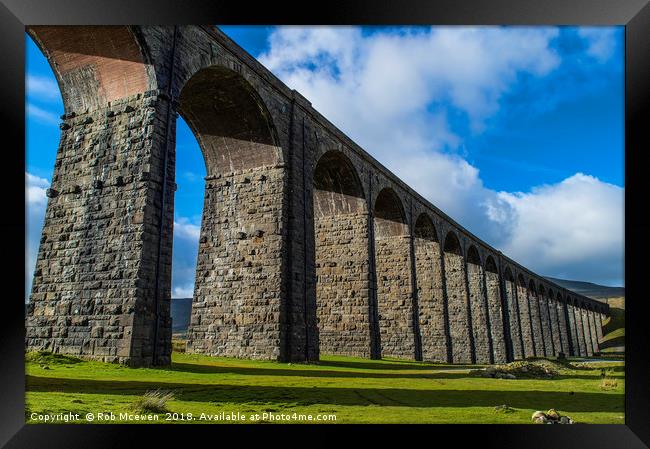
[171,297,192,334]
[544,277,624,302]
[599,297,625,354]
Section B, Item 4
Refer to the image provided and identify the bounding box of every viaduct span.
[25,25,609,366]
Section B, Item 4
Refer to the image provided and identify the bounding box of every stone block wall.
[516,283,535,358]
[314,213,371,357]
[556,300,569,355]
[539,294,553,356]
[27,92,173,366]
[572,305,586,356]
[414,236,448,362]
[374,237,416,359]
[528,289,545,357]
[485,268,507,363]
[504,278,524,360]
[443,250,472,363]
[581,308,594,357]
[186,166,286,359]
[548,296,562,355]
[595,313,604,343]
[564,302,577,356]
[467,262,491,363]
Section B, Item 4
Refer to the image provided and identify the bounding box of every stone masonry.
[26,25,609,366]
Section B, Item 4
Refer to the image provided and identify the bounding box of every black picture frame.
[1,0,648,447]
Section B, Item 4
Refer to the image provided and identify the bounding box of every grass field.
[25,350,624,424]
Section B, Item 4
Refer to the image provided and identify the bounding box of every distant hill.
[544,277,624,302]
[171,298,192,333]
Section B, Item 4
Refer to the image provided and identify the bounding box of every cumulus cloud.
[577,27,618,62]
[25,172,50,300]
[498,174,624,285]
[171,216,201,298]
[26,102,59,124]
[259,26,624,285]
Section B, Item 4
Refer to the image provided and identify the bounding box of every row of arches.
[25,25,609,365]
[312,149,607,362]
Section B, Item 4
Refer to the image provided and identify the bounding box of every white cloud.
[26,102,59,124]
[173,285,194,298]
[171,216,201,299]
[498,174,624,285]
[25,172,50,300]
[26,74,61,102]
[259,26,624,285]
[577,27,618,62]
[174,217,201,240]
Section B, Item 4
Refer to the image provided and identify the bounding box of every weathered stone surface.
[503,272,522,360]
[484,259,507,363]
[414,215,448,362]
[539,292,553,357]
[516,278,535,358]
[467,249,491,364]
[527,284,545,357]
[443,233,472,364]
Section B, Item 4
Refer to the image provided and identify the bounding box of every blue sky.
[25,26,624,300]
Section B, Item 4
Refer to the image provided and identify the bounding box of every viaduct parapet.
[25,25,610,366]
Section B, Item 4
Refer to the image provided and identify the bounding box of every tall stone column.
[573,305,587,357]
[443,233,473,364]
[27,93,175,367]
[548,295,562,356]
[414,216,448,362]
[466,250,491,364]
[485,259,507,363]
[516,280,535,358]
[503,272,523,360]
[566,303,579,356]
[579,307,593,357]
[556,298,568,354]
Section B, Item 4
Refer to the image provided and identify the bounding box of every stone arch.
[502,266,523,360]
[516,273,535,357]
[374,188,408,238]
[443,231,472,363]
[484,256,507,362]
[466,246,491,363]
[527,279,545,357]
[27,26,155,113]
[311,150,370,357]
[183,65,288,360]
[372,188,413,359]
[178,65,282,176]
[413,214,447,362]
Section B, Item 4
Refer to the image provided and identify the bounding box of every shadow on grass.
[26,375,623,412]
[166,362,474,380]
[316,359,479,371]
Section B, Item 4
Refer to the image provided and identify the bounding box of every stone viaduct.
[25,25,609,366]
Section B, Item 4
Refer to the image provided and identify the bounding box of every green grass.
[25,351,625,424]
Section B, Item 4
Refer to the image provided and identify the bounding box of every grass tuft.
[600,377,618,391]
[131,389,175,414]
